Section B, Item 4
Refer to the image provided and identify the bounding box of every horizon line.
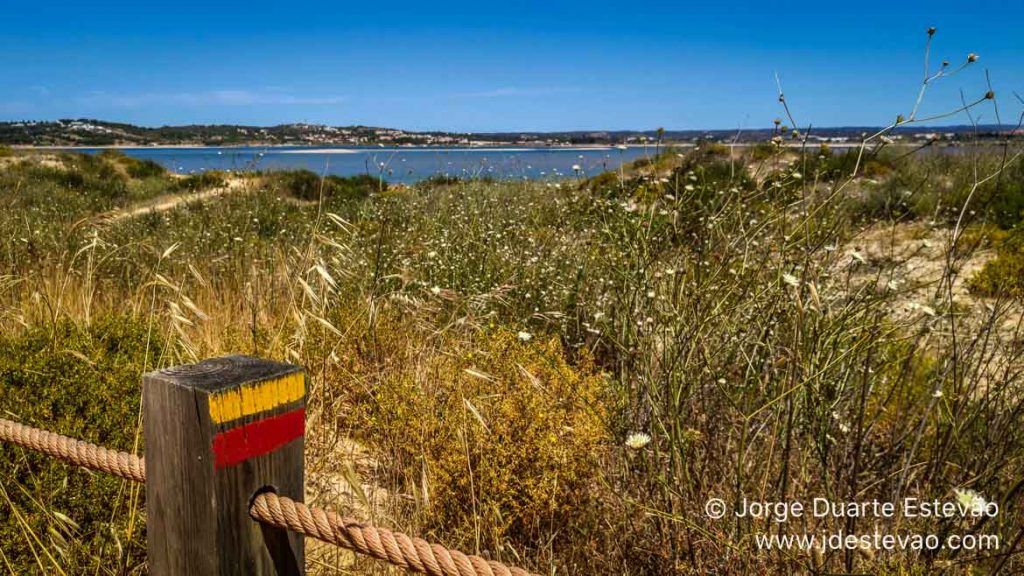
[1,118,1015,134]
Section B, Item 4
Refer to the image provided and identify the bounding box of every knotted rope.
[0,417,535,576]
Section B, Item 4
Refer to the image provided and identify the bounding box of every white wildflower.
[430,286,441,295]
[625,432,651,450]
[782,273,801,288]
[954,488,988,515]
[517,331,533,342]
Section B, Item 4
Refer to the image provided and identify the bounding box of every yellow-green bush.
[350,327,612,559]
[968,228,1024,298]
[969,250,1024,297]
[958,223,1008,252]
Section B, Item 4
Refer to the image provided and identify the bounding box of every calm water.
[78,146,655,183]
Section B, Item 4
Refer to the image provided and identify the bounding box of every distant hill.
[0,119,1017,147]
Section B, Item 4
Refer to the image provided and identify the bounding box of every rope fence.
[0,417,534,576]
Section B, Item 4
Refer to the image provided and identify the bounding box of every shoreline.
[7,142,979,153]
[12,143,646,152]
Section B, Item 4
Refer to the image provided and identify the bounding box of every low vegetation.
[0,129,1022,575]
[0,317,159,573]
[265,169,382,201]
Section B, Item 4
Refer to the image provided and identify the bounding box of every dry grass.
[1,48,1024,573]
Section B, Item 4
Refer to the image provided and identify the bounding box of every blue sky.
[1,0,1021,131]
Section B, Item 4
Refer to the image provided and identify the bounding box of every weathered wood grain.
[143,355,305,575]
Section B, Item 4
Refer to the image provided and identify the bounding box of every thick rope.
[0,417,146,482]
[0,418,537,576]
[250,492,533,576]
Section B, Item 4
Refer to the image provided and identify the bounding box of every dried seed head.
[942,59,949,67]
[927,27,936,36]
[773,118,782,125]
[985,90,995,100]
[967,53,978,63]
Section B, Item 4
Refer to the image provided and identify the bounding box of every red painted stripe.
[212,407,305,469]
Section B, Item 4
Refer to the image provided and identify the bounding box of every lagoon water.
[79,146,655,183]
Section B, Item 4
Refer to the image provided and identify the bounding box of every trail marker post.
[143,355,306,575]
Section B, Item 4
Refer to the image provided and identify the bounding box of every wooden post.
[143,355,306,575]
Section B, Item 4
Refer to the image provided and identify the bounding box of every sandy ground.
[838,221,1023,387]
[100,177,248,222]
[844,222,994,317]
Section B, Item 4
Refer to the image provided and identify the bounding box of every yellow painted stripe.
[208,372,305,425]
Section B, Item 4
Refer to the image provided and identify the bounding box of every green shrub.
[324,174,380,201]
[583,170,621,194]
[0,316,161,574]
[94,150,167,179]
[969,230,1024,297]
[418,174,464,189]
[173,170,226,192]
[749,141,778,161]
[56,152,128,198]
[124,158,166,179]
[268,169,321,199]
[267,169,380,202]
[987,160,1024,229]
[852,182,917,221]
[969,251,1024,297]
[698,142,731,158]
[955,223,1008,258]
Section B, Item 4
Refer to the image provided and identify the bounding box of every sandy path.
[102,177,247,222]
